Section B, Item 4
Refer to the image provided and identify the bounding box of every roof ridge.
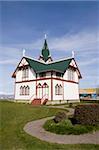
[24,56,73,65]
[47,57,73,64]
[24,56,46,64]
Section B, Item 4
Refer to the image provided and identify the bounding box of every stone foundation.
[46,99,80,105]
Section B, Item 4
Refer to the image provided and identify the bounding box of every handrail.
[41,94,48,104]
[41,94,48,100]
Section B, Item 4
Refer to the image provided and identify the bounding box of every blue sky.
[0,1,99,94]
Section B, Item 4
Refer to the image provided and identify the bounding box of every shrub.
[74,104,99,125]
[53,111,67,123]
[69,117,77,125]
[43,119,99,135]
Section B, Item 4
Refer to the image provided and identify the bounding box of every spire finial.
[72,51,75,58]
[23,49,26,57]
[44,34,47,39]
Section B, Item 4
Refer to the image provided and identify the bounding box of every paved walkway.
[23,108,99,144]
[47,106,74,116]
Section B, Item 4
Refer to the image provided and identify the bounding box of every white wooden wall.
[14,57,80,102]
[15,81,36,100]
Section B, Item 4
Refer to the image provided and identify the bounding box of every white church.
[12,36,82,105]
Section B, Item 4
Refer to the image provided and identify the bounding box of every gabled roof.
[25,56,72,73]
[12,56,82,78]
[12,56,73,77]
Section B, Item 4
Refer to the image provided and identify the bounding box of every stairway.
[31,98,41,105]
[31,98,48,105]
[42,99,48,105]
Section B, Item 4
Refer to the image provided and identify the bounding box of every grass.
[0,101,99,150]
[43,119,99,135]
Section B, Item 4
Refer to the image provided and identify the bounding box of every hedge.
[74,104,99,125]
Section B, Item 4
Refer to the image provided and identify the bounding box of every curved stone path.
[23,107,99,144]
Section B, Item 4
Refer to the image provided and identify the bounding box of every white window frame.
[22,67,29,79]
[68,69,75,81]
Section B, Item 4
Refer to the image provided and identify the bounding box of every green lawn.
[0,101,99,150]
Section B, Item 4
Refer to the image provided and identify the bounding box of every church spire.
[38,35,53,63]
[42,34,49,51]
[41,35,50,62]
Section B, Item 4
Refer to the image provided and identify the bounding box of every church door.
[42,83,49,99]
[37,83,42,99]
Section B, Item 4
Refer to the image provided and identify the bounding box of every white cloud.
[0,47,22,58]
[1,30,98,56]
[47,30,98,50]
[16,30,98,53]
[79,57,99,67]
[0,59,18,65]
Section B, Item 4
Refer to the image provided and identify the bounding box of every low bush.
[43,119,99,135]
[53,111,67,123]
[74,104,99,125]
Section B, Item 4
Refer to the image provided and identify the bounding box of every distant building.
[80,88,99,99]
[12,37,82,105]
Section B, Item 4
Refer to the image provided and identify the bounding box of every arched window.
[59,84,63,95]
[25,86,30,95]
[43,82,49,88]
[55,84,63,95]
[55,84,59,95]
[68,69,75,81]
[23,86,25,95]
[20,86,22,95]
[37,83,42,88]
[22,67,29,79]
[42,83,49,99]
[37,83,42,99]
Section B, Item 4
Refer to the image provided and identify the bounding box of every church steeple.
[39,35,53,63]
[41,38,50,62]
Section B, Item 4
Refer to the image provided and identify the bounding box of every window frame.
[20,85,30,96]
[55,84,63,95]
[22,66,29,79]
[67,68,75,81]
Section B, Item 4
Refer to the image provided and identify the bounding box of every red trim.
[15,77,79,84]
[51,72,53,100]
[53,77,78,84]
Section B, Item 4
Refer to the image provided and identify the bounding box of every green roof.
[25,57,72,73]
[41,39,50,62]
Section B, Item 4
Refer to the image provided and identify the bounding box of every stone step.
[31,99,41,105]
